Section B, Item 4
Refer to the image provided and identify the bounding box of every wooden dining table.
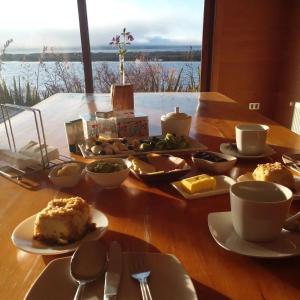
[1,92,300,300]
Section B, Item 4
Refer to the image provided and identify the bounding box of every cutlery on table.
[130,257,153,300]
[104,241,122,300]
[70,240,107,300]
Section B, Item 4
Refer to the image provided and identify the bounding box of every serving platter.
[78,135,207,159]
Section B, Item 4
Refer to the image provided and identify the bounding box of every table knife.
[103,241,122,300]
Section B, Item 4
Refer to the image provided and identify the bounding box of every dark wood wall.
[209,0,300,128]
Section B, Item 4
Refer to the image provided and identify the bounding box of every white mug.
[230,181,296,242]
[235,124,269,155]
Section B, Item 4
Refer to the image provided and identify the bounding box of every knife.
[104,241,122,300]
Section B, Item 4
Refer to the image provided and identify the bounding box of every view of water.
[8,45,201,54]
[0,61,200,91]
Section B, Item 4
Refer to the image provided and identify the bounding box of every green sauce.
[90,161,126,173]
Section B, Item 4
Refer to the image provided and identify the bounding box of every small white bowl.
[192,151,237,174]
[86,158,130,189]
[48,162,85,188]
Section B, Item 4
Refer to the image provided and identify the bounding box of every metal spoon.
[70,240,107,300]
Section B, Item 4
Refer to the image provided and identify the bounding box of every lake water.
[0,61,200,92]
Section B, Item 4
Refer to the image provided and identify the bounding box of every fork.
[130,257,153,300]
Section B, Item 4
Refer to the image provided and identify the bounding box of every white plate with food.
[237,172,300,200]
[208,211,300,258]
[11,205,108,255]
[220,143,276,159]
[171,175,236,199]
[25,252,197,300]
[79,134,207,159]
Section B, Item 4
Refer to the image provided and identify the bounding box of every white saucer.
[25,253,197,300]
[237,172,300,200]
[208,211,300,258]
[171,175,236,199]
[11,207,108,255]
[220,143,276,159]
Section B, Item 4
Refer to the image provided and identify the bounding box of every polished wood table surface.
[1,92,300,300]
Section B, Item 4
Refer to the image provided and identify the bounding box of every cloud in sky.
[0,0,204,50]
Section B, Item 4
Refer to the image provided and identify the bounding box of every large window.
[0,0,83,106]
[87,0,204,93]
[0,0,204,107]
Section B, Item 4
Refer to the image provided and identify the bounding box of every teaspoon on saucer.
[71,240,107,300]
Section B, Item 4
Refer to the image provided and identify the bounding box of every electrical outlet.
[249,103,260,110]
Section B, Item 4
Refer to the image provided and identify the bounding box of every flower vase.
[119,54,125,85]
[111,83,134,111]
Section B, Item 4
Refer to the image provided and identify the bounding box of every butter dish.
[171,175,236,199]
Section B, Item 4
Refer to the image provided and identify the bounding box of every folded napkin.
[19,141,59,164]
[0,149,41,170]
[0,141,59,170]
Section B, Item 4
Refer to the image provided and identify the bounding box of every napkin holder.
[0,103,71,185]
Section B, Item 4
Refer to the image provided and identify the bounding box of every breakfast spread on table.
[6,99,300,300]
[33,197,95,245]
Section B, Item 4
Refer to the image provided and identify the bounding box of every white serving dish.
[48,162,85,188]
[79,135,207,159]
[86,158,131,189]
[192,151,237,174]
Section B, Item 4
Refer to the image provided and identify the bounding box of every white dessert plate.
[11,207,108,255]
[171,175,236,199]
[220,143,276,159]
[237,172,300,200]
[208,211,300,258]
[25,252,198,300]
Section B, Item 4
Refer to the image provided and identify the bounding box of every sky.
[0,0,204,52]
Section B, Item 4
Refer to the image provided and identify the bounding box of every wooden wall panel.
[210,0,300,126]
[273,1,300,127]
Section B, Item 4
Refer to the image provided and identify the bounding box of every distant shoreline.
[1,50,201,62]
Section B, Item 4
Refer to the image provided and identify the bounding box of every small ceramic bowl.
[192,151,237,174]
[48,162,85,188]
[85,158,131,189]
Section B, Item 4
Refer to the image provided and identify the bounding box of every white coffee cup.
[230,181,295,242]
[235,124,269,155]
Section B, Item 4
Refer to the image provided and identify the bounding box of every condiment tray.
[79,135,207,159]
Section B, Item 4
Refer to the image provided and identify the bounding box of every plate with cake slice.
[237,162,300,200]
[11,197,108,255]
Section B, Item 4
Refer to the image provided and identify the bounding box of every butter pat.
[181,174,216,194]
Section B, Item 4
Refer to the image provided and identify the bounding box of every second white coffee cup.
[230,181,293,242]
[235,124,269,155]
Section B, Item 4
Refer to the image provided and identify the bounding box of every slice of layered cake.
[33,197,93,245]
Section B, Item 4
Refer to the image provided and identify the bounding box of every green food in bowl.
[90,161,127,173]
